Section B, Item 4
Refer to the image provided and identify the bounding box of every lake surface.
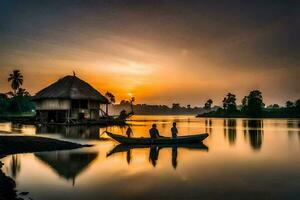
[1,116,300,200]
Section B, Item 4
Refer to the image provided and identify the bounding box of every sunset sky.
[0,0,299,106]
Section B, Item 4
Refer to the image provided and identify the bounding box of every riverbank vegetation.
[112,101,214,115]
[0,70,35,117]
[197,90,300,118]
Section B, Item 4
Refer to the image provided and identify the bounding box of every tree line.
[112,101,213,115]
[198,90,300,118]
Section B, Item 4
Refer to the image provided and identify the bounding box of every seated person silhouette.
[149,124,161,138]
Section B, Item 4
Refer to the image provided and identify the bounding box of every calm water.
[1,116,300,200]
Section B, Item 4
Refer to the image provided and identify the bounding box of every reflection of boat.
[106,132,209,145]
[107,143,209,157]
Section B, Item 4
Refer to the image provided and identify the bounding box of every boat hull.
[106,132,209,145]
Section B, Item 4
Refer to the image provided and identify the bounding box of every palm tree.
[105,92,116,104]
[8,70,23,95]
[129,97,135,114]
[104,91,115,116]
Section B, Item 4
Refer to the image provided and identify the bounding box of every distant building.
[32,75,109,123]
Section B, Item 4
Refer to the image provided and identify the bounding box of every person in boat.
[126,126,133,138]
[149,124,161,138]
[171,122,178,138]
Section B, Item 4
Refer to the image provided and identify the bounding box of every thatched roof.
[33,75,109,103]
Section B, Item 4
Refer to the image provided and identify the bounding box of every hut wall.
[89,101,100,109]
[89,101,100,120]
[36,99,71,110]
[70,109,90,120]
[90,110,99,120]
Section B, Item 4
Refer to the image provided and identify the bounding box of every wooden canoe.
[106,131,209,145]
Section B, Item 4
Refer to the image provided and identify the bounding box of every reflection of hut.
[35,151,98,185]
[36,125,106,140]
[32,75,109,123]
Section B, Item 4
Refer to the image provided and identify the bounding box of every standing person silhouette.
[171,122,178,138]
[126,126,133,138]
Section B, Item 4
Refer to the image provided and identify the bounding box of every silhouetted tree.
[295,99,300,113]
[0,93,9,113]
[0,93,8,99]
[241,96,248,112]
[222,93,237,113]
[8,70,23,96]
[267,104,280,109]
[105,91,115,104]
[204,99,213,110]
[172,103,180,110]
[3,71,34,113]
[286,101,294,108]
[245,90,265,116]
[120,100,130,106]
[129,97,135,114]
[16,88,30,97]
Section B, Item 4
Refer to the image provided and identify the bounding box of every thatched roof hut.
[33,75,108,103]
[33,75,109,123]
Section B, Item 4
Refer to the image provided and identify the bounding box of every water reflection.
[205,118,213,134]
[9,155,21,179]
[224,119,237,145]
[287,120,300,145]
[107,143,208,169]
[244,120,264,151]
[172,146,177,169]
[0,123,35,135]
[1,117,300,200]
[35,151,98,185]
[149,146,159,167]
[36,125,113,140]
[287,120,295,138]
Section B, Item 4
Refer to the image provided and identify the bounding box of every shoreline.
[0,135,91,157]
[0,161,21,200]
[0,135,92,200]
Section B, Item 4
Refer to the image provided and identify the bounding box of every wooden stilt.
[106,104,108,116]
